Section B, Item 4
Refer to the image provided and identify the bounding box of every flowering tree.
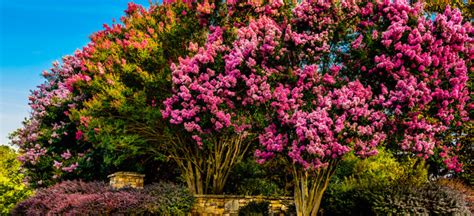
[162,0,295,194]
[165,0,472,215]
[419,0,473,182]
[77,1,284,194]
[70,2,208,183]
[10,52,94,187]
[12,0,280,192]
[11,2,207,187]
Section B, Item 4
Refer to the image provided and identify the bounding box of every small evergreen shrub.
[141,182,195,215]
[12,180,194,215]
[372,183,471,216]
[436,178,473,212]
[238,201,270,216]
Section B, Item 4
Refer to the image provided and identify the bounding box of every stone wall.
[191,195,294,216]
[108,172,145,189]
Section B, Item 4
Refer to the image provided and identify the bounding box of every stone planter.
[191,194,294,216]
[108,172,145,189]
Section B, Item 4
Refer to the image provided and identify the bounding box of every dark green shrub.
[283,203,297,216]
[141,182,195,215]
[238,201,270,216]
[236,178,284,196]
[321,186,378,216]
[372,183,470,216]
[225,158,290,196]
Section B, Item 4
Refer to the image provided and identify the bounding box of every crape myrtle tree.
[418,0,473,183]
[76,0,293,194]
[11,0,288,191]
[70,2,208,183]
[11,1,208,187]
[164,0,472,215]
[160,0,293,194]
[10,53,94,187]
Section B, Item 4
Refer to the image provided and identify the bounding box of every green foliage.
[321,149,472,216]
[141,182,196,215]
[0,146,32,214]
[321,149,429,215]
[422,0,473,19]
[333,149,428,189]
[225,158,291,196]
[238,201,270,216]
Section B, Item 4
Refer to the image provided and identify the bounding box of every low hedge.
[12,180,194,215]
[372,182,470,215]
[321,181,470,216]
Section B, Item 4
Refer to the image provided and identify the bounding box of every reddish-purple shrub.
[11,181,143,215]
[12,180,194,215]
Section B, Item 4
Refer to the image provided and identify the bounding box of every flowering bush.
[12,180,194,215]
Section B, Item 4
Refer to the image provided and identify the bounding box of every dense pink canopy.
[163,0,472,172]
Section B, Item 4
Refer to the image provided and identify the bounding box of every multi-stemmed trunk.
[292,160,338,216]
[170,134,250,194]
[129,121,250,195]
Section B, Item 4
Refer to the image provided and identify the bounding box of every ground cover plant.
[12,180,194,215]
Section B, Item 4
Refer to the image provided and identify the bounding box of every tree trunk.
[128,121,250,194]
[292,161,338,216]
[173,133,250,194]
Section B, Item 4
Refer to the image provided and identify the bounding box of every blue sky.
[0,0,153,145]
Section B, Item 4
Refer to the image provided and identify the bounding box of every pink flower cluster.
[257,79,387,169]
[348,1,473,168]
[18,144,47,165]
[162,26,231,141]
[163,16,286,145]
[12,51,89,182]
[164,0,471,171]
